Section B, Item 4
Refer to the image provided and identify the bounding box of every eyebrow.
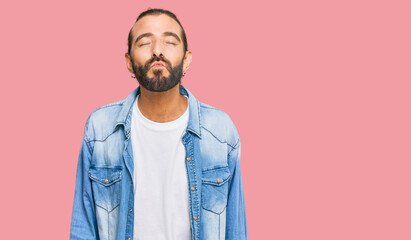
[134,32,182,44]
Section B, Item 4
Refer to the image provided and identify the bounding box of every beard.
[131,54,184,92]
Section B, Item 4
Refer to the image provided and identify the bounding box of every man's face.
[126,14,191,92]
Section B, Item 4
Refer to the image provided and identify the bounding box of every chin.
[152,73,170,79]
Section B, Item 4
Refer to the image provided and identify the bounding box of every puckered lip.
[151,61,165,67]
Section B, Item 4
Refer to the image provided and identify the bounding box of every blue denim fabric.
[70,85,247,240]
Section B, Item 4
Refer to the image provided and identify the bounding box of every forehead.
[131,14,183,40]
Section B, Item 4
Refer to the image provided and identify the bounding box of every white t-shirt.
[131,94,192,240]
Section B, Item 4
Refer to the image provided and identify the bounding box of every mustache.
[145,55,172,71]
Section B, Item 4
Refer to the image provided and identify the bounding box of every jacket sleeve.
[70,132,99,240]
[225,140,248,240]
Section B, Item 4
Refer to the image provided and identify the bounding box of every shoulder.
[199,102,240,150]
[83,98,126,142]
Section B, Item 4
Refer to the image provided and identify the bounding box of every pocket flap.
[202,167,231,186]
[88,166,122,186]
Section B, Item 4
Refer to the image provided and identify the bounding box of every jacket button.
[217,178,221,183]
[129,208,133,212]
[127,238,131,240]
[194,216,198,220]
[191,187,195,191]
[104,179,108,183]
[186,157,191,161]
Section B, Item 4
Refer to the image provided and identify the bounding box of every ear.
[125,53,134,74]
[182,50,192,73]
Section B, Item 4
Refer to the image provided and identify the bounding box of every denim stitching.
[202,165,229,172]
[201,205,227,215]
[189,138,200,240]
[87,130,118,144]
[201,126,238,149]
[218,211,220,239]
[183,141,194,240]
[108,204,119,213]
[107,206,110,240]
[227,137,240,157]
[83,101,125,143]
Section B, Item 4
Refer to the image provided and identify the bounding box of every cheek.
[132,56,150,67]
[168,52,185,65]
[132,48,151,61]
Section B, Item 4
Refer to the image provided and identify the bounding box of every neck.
[137,84,188,123]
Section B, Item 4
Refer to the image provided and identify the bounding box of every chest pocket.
[88,166,122,212]
[201,166,231,214]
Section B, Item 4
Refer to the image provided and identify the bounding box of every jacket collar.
[115,84,202,139]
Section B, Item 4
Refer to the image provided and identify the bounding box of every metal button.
[127,238,131,240]
[194,216,198,220]
[186,157,191,161]
[191,187,195,191]
[104,179,108,183]
[217,178,221,183]
[129,208,133,212]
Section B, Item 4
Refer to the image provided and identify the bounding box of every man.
[70,8,247,240]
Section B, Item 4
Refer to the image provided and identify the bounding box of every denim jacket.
[70,85,247,240]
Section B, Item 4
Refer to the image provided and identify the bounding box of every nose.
[152,40,164,58]
[153,52,164,59]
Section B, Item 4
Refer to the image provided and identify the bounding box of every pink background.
[1,0,410,239]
